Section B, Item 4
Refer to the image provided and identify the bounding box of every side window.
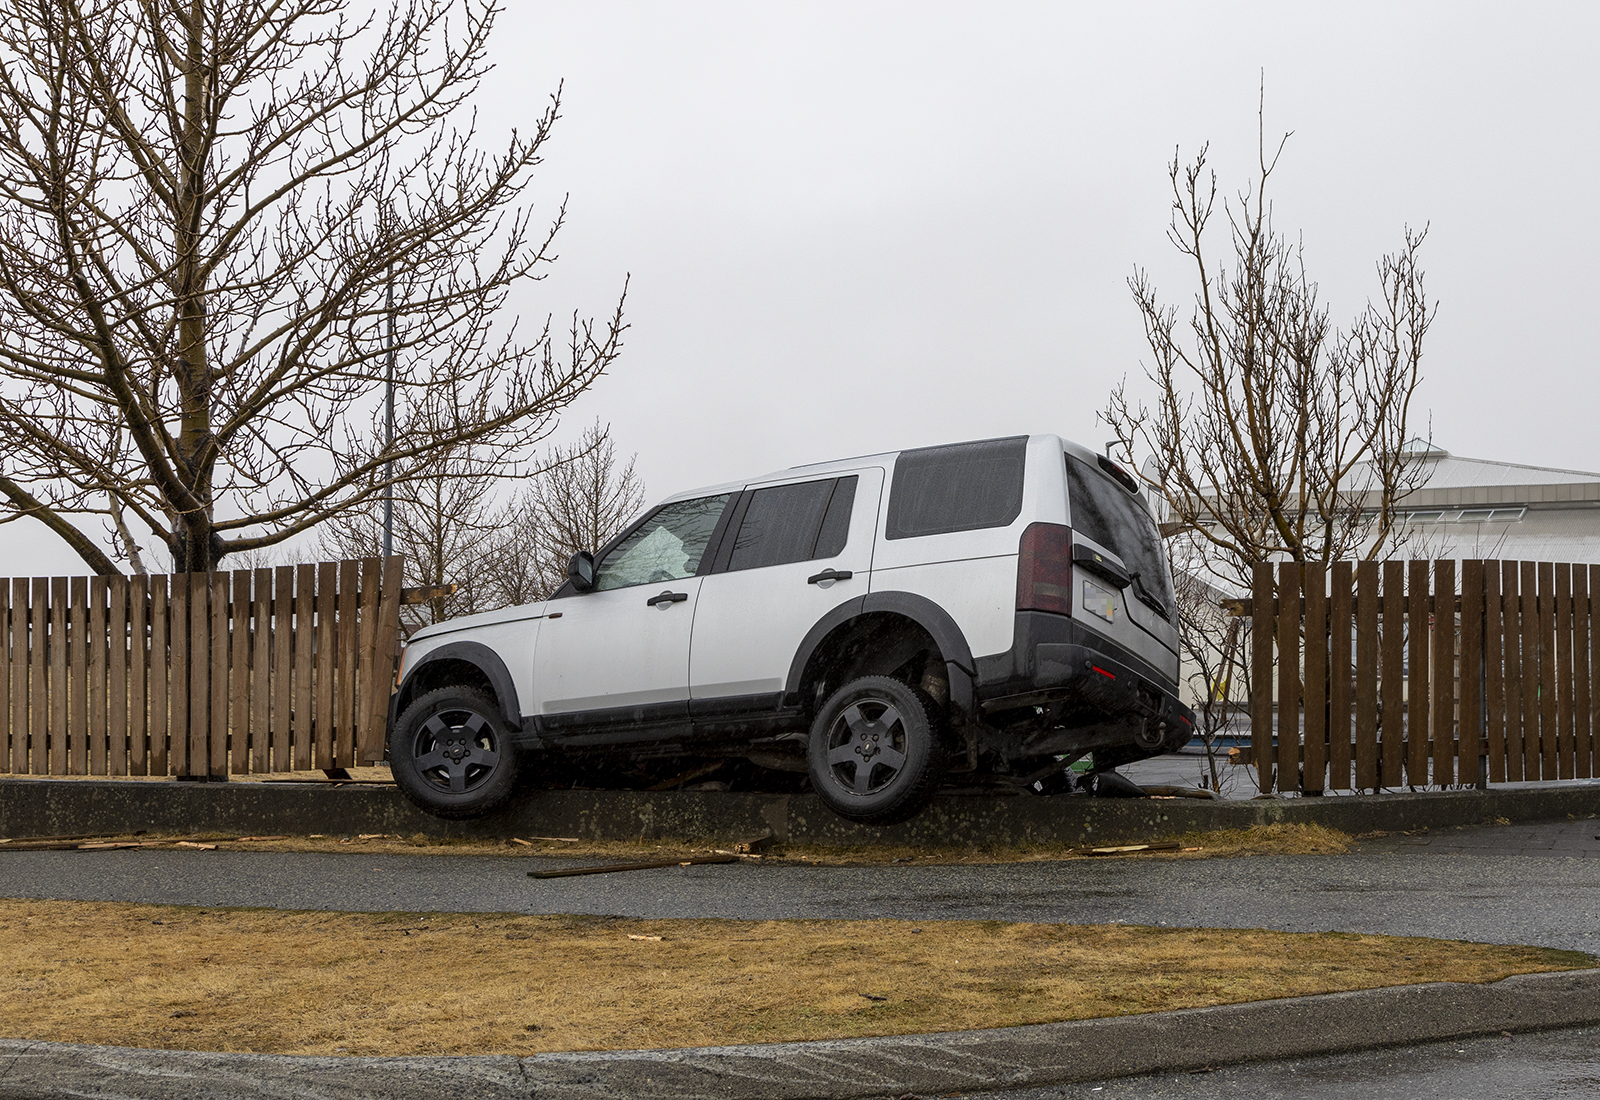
[727,476,859,572]
[885,436,1026,539]
[594,494,732,591]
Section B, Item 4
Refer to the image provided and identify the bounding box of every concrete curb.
[2,970,1598,1099]
[2,776,1598,848]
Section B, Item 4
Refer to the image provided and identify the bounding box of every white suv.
[388,435,1194,824]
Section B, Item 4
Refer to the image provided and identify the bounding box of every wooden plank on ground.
[87,576,108,776]
[149,576,169,777]
[336,559,360,769]
[1519,561,1540,782]
[209,572,229,778]
[49,577,67,775]
[231,570,253,775]
[129,575,149,776]
[1303,564,1327,793]
[354,557,382,766]
[1579,565,1595,780]
[1406,560,1430,787]
[1431,560,1456,787]
[1380,561,1405,788]
[1459,560,1484,787]
[250,569,272,774]
[1251,564,1273,795]
[1485,564,1506,783]
[272,566,294,772]
[1330,561,1353,791]
[108,575,128,777]
[362,556,405,763]
[1277,562,1301,794]
[1555,562,1575,780]
[293,563,316,771]
[314,560,337,770]
[1355,561,1379,790]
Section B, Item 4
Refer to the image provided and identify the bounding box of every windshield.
[1064,454,1174,613]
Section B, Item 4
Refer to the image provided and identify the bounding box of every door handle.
[807,568,854,586]
[647,590,689,608]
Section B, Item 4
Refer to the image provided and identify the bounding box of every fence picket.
[130,575,149,776]
[250,569,272,774]
[336,559,360,769]
[355,557,382,764]
[149,576,169,776]
[362,556,405,763]
[293,564,316,771]
[1431,560,1456,787]
[28,579,46,774]
[49,577,67,775]
[1406,561,1430,786]
[109,576,129,777]
[1276,563,1301,794]
[1555,563,1575,780]
[1579,565,1595,779]
[1459,560,1484,787]
[1484,565,1505,783]
[1537,562,1558,781]
[314,561,337,770]
[0,585,9,773]
[1519,562,1541,781]
[1251,564,1274,794]
[9,580,26,774]
[230,570,253,775]
[1354,562,1379,790]
[272,566,294,771]
[1303,564,1328,792]
[1330,561,1353,790]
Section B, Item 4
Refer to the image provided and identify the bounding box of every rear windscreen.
[1064,454,1174,611]
[886,437,1027,540]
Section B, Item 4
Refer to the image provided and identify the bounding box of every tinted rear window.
[1064,454,1173,609]
[728,476,859,571]
[886,437,1027,540]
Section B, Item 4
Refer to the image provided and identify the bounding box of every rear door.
[688,469,884,709]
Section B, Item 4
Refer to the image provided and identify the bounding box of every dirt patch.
[0,898,1587,1057]
[0,823,1356,865]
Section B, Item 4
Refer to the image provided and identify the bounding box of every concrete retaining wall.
[3,777,1597,846]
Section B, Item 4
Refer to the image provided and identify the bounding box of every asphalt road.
[3,822,1599,951]
[963,1025,1600,1100]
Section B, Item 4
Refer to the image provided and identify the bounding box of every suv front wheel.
[807,676,947,825]
[391,687,521,819]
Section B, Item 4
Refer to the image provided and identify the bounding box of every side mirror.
[567,551,596,592]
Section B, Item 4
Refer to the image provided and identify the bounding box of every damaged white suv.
[388,435,1194,824]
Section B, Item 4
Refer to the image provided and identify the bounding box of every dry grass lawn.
[0,898,1587,1057]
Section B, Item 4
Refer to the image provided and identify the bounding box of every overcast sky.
[5,1,1599,573]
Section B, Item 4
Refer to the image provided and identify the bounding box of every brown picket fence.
[0,557,404,778]
[1248,559,1597,794]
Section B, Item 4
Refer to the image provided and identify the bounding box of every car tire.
[390,687,521,819]
[807,675,947,825]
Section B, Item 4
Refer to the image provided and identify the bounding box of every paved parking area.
[1352,819,1600,858]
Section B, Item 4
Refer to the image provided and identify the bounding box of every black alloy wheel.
[391,686,520,819]
[807,675,946,825]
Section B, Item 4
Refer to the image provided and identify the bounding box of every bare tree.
[1103,110,1435,594]
[0,0,625,575]
[496,420,644,600]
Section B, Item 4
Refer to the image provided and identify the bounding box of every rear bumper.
[974,611,1194,734]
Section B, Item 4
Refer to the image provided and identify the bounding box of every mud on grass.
[2,823,1355,865]
[0,899,1589,1057]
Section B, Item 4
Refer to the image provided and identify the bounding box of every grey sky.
[4,1,1598,573]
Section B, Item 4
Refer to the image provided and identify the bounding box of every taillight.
[1017,522,1073,615]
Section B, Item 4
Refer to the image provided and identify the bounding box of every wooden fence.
[0,557,404,778]
[1249,559,1597,794]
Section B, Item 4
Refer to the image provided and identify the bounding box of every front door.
[534,493,733,737]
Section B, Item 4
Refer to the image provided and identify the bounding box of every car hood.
[407,601,546,643]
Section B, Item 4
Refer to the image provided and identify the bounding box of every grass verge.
[0,822,1355,865]
[0,898,1588,1057]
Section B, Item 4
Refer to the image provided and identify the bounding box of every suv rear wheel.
[391,687,521,819]
[807,675,947,825]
